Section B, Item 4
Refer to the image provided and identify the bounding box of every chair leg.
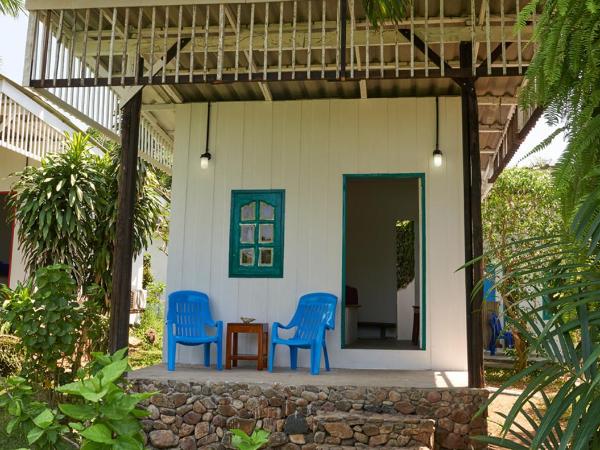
[268,343,276,372]
[216,339,223,371]
[323,343,330,371]
[311,344,322,375]
[167,338,176,371]
[204,343,211,367]
[290,347,298,370]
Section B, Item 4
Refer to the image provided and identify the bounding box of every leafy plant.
[0,0,23,17]
[0,376,70,449]
[57,349,152,449]
[9,132,166,304]
[395,220,415,290]
[230,428,270,450]
[0,350,152,450]
[482,167,562,369]
[1,265,83,389]
[473,237,600,449]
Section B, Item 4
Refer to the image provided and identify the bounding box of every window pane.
[240,224,255,244]
[260,201,275,220]
[241,202,256,221]
[259,224,274,243]
[240,248,255,266]
[258,248,273,267]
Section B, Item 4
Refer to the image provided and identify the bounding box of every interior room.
[344,176,421,350]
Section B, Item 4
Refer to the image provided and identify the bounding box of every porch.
[129,364,468,388]
[19,0,546,392]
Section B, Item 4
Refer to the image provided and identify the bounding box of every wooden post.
[459,42,484,388]
[109,90,143,354]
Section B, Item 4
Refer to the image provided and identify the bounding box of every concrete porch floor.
[128,364,468,388]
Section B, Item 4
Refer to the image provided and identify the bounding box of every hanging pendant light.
[201,103,212,169]
[432,97,444,167]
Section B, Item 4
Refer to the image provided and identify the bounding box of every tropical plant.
[482,167,562,369]
[230,428,270,450]
[0,0,22,17]
[395,220,415,290]
[1,265,84,389]
[474,236,600,449]
[0,350,152,450]
[471,1,600,448]
[10,132,166,303]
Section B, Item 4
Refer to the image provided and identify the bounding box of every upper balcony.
[22,0,540,183]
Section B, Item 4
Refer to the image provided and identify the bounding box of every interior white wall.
[167,97,468,371]
[345,178,419,340]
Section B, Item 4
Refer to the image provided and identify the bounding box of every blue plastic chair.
[166,290,223,371]
[268,292,337,375]
[488,312,514,355]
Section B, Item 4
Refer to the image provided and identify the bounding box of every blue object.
[483,265,496,302]
[268,292,337,375]
[488,312,514,355]
[166,290,223,371]
[488,313,502,355]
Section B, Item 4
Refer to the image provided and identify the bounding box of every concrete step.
[313,412,435,449]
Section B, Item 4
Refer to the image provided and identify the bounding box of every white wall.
[168,97,468,371]
[345,178,419,338]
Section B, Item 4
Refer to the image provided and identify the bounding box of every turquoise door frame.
[341,173,427,350]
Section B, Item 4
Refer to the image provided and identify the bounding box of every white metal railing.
[0,91,66,160]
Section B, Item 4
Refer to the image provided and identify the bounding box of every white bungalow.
[20,0,540,387]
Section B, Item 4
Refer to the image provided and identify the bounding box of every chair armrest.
[272,321,295,340]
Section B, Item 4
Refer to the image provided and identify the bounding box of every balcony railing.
[23,0,534,89]
[0,91,66,160]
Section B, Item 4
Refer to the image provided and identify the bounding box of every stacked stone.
[131,380,488,450]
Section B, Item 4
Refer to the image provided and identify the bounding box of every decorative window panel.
[229,190,285,278]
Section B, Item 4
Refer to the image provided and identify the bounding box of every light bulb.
[200,152,211,169]
[433,149,443,167]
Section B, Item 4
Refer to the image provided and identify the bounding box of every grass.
[129,281,165,370]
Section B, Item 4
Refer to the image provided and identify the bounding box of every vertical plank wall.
[167,97,467,371]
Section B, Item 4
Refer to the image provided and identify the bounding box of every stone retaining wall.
[130,379,488,450]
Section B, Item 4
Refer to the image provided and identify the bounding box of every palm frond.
[0,0,22,17]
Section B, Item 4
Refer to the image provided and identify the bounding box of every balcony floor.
[128,364,468,389]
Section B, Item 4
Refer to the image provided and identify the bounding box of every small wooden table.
[225,322,269,370]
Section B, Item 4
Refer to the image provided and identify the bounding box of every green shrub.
[1,265,83,388]
[0,350,153,450]
[0,335,22,377]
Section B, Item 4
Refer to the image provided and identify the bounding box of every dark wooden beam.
[339,0,348,80]
[459,41,484,389]
[398,29,454,75]
[109,89,143,354]
[29,65,529,89]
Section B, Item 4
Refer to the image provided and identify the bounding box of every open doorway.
[343,175,424,350]
[0,193,14,287]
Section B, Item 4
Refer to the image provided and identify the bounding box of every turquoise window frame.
[341,173,427,350]
[229,189,285,278]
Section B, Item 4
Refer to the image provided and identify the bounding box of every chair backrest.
[167,290,214,338]
[290,292,338,340]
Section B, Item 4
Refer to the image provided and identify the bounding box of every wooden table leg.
[225,328,232,370]
[257,329,263,370]
[233,332,238,367]
[263,331,268,369]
